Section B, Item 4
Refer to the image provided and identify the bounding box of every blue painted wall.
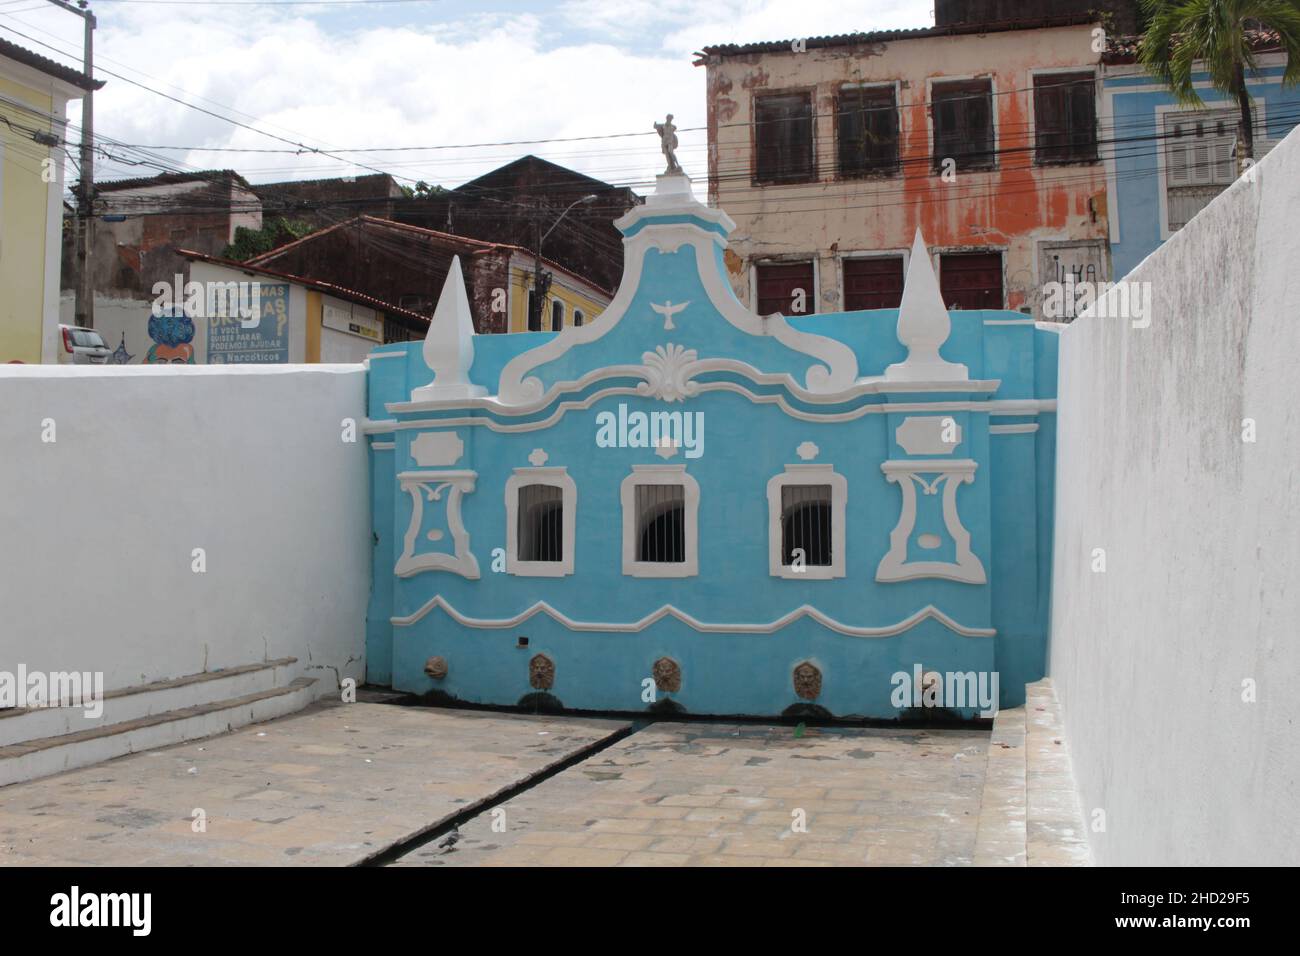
[364,194,1060,718]
[1106,65,1300,279]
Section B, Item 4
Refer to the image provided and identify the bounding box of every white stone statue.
[654,114,682,175]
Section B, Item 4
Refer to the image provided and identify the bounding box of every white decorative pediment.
[495,174,858,406]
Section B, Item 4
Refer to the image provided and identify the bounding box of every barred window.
[635,484,686,563]
[781,484,833,567]
[517,484,564,563]
[505,468,576,576]
[621,465,699,577]
[766,465,846,579]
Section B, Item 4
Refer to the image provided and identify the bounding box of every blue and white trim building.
[364,173,1060,719]
[1101,50,1300,280]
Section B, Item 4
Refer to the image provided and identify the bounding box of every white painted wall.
[0,364,369,698]
[1049,127,1300,865]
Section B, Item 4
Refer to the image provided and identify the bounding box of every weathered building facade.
[253,172,406,230]
[60,170,263,346]
[696,17,1113,321]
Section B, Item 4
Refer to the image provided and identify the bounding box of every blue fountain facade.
[364,175,1059,718]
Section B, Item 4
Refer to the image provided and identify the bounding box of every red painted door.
[843,257,904,310]
[940,252,1003,310]
[755,261,816,316]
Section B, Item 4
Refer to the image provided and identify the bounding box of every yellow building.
[0,37,99,364]
[504,251,611,334]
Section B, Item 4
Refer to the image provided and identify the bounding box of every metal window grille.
[635,484,686,563]
[517,484,563,562]
[781,484,832,566]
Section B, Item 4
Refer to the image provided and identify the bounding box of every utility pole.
[530,193,596,332]
[530,215,551,332]
[47,0,96,329]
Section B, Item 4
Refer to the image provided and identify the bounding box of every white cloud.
[2,0,932,193]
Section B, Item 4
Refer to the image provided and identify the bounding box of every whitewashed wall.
[1050,128,1300,865]
[0,364,369,697]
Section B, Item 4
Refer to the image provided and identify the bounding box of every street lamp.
[531,194,597,331]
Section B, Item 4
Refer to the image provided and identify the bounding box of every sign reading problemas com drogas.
[208,282,290,363]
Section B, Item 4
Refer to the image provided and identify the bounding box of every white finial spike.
[411,255,486,402]
[885,228,969,382]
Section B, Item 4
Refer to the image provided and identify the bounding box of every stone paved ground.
[393,722,989,867]
[0,702,628,866]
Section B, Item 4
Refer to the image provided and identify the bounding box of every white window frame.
[766,464,847,580]
[621,464,699,578]
[1155,100,1267,239]
[505,466,576,577]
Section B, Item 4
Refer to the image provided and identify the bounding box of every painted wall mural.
[364,172,1060,718]
[144,308,196,365]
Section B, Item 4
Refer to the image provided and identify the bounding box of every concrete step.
[0,677,318,788]
[973,678,1091,866]
[973,701,1028,866]
[0,658,298,747]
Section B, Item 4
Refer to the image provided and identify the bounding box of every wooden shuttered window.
[932,79,995,172]
[1033,72,1097,164]
[839,85,899,177]
[755,93,815,184]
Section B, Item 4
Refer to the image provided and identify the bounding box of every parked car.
[58,325,110,364]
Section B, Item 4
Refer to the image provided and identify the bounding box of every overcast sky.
[3,0,933,192]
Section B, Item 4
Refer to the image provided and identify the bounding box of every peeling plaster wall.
[1049,127,1300,865]
[705,25,1108,317]
[0,364,370,697]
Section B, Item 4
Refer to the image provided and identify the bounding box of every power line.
[0,19,419,185]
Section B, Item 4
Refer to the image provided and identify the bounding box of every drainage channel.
[356,719,648,867]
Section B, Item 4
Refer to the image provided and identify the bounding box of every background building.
[695,15,1113,321]
[0,37,99,363]
[168,250,431,364]
[1101,29,1300,280]
[62,170,263,340]
[396,155,640,297]
[244,215,612,336]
